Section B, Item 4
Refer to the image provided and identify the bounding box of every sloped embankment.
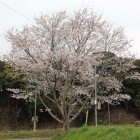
[52,125,140,140]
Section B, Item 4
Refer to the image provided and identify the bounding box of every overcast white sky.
[0,0,140,58]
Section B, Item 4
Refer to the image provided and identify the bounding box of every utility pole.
[94,63,98,126]
[104,39,111,125]
[33,92,37,131]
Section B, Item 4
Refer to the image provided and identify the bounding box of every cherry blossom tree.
[5,9,132,130]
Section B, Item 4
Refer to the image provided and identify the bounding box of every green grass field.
[1,125,140,140]
[0,128,63,139]
[52,125,140,140]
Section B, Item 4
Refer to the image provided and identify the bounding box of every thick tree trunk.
[63,119,70,131]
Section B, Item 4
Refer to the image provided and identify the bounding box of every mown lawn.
[52,125,140,140]
[0,128,64,139]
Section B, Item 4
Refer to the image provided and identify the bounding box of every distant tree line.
[0,58,140,129]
